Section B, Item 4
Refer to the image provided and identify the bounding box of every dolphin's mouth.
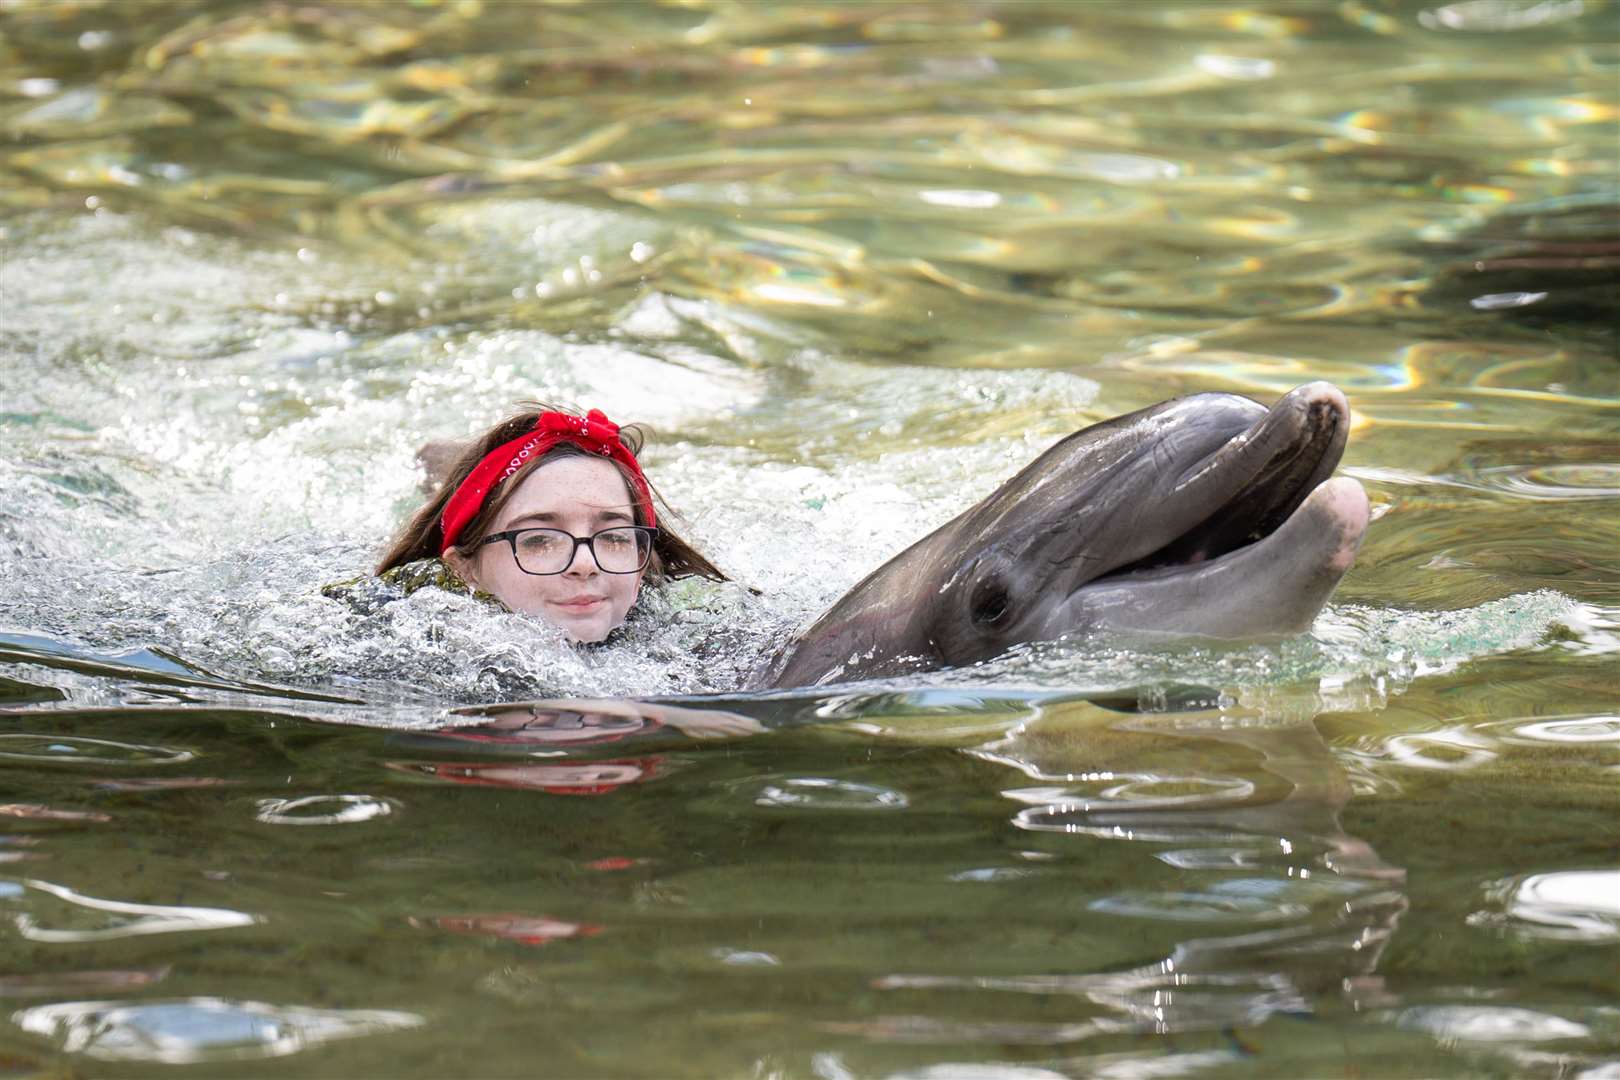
[1071,382,1369,638]
[1115,382,1349,577]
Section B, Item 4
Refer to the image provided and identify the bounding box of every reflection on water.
[1396,1005,1592,1043]
[13,997,423,1064]
[0,733,195,765]
[1,0,1617,1075]
[1470,869,1620,941]
[6,878,258,943]
[753,776,910,810]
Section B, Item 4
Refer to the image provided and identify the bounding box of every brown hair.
[378,406,728,586]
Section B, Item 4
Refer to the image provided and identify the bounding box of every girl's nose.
[563,538,599,575]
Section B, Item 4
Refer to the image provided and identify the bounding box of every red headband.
[438,409,656,555]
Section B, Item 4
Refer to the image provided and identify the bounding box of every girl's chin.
[543,609,619,643]
[502,594,630,643]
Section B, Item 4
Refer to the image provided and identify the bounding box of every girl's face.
[448,455,645,642]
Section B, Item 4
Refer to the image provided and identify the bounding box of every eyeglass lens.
[512,527,651,575]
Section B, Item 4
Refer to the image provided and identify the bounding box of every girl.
[374,406,727,643]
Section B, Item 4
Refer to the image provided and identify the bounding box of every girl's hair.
[378,406,728,585]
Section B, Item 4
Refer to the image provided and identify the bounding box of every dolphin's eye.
[970,578,1011,628]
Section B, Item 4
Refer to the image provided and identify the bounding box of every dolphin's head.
[926,382,1368,664]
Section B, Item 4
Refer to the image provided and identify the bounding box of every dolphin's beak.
[1048,382,1368,640]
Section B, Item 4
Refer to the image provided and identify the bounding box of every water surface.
[1,1,1617,1076]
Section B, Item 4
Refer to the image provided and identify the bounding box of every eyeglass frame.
[477,524,658,577]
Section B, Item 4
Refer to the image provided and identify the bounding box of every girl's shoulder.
[321,557,491,615]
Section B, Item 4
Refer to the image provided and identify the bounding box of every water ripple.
[1395,1004,1590,1042]
[1005,772,1259,840]
[0,967,169,998]
[1088,878,1325,924]
[1011,807,1254,843]
[0,734,193,766]
[11,997,422,1063]
[1483,714,1620,745]
[1469,463,1620,501]
[1004,774,1256,812]
[1363,727,1499,771]
[1469,869,1620,941]
[5,879,257,943]
[752,777,908,810]
[887,1065,1073,1080]
[1156,847,1269,870]
[254,795,396,826]
[413,913,601,945]
[0,804,111,823]
[711,947,781,967]
[1419,0,1588,32]
[949,867,1035,883]
[1470,290,1548,310]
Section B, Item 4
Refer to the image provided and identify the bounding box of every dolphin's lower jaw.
[1055,476,1369,640]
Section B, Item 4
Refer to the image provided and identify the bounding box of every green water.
[1,1,1617,1075]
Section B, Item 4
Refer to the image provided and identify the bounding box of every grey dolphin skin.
[762,382,1369,689]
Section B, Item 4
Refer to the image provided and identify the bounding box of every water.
[1,0,1617,1075]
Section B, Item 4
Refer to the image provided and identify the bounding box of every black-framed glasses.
[479,525,657,576]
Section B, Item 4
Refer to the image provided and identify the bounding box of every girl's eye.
[518,531,564,553]
[598,531,633,550]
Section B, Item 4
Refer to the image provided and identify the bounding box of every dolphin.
[761,382,1369,688]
